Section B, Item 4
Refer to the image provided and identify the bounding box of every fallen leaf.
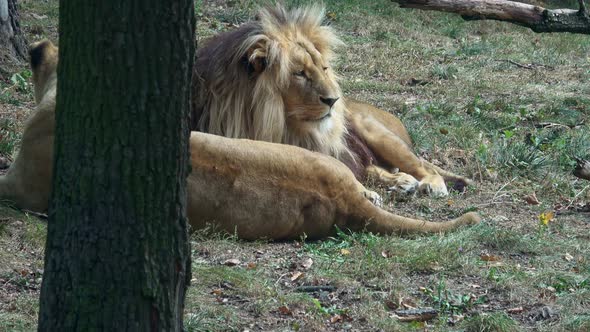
[564,253,574,262]
[211,288,223,296]
[340,249,351,255]
[301,257,313,269]
[480,253,501,262]
[290,271,304,282]
[523,193,540,205]
[278,305,292,315]
[330,314,342,323]
[381,250,391,258]
[439,128,449,135]
[223,259,240,266]
[246,262,257,270]
[538,211,554,226]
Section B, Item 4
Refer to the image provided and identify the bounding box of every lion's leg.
[421,160,473,192]
[366,165,419,195]
[349,113,448,196]
[348,177,382,207]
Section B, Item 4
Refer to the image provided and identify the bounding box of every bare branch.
[391,0,590,34]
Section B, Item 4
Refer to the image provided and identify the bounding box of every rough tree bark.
[38,1,195,331]
[391,0,590,34]
[0,0,27,75]
[574,157,590,181]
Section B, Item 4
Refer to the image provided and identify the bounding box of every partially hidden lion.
[192,4,473,198]
[0,40,480,241]
[0,40,57,212]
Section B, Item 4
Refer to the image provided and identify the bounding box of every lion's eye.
[294,70,306,77]
[323,67,328,71]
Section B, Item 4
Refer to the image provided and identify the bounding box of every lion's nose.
[320,96,339,108]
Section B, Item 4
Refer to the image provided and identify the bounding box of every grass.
[463,312,521,332]
[1,0,590,330]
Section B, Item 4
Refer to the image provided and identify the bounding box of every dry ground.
[1,0,589,331]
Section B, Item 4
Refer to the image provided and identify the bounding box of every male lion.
[192,5,472,197]
[0,40,480,240]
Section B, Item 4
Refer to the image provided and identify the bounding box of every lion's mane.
[192,5,351,159]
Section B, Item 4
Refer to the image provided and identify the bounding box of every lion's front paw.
[418,174,448,197]
[363,190,383,207]
[386,172,419,196]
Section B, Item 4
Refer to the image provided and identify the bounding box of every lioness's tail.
[350,198,480,235]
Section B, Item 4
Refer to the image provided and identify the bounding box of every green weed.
[422,276,487,314]
[463,312,520,332]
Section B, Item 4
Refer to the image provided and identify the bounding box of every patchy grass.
[0,207,45,331]
[1,0,590,330]
[463,312,521,332]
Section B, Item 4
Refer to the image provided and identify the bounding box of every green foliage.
[463,312,520,332]
[422,276,487,314]
[559,316,590,332]
[10,70,32,94]
[431,64,459,80]
[0,118,20,156]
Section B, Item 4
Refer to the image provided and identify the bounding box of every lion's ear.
[245,41,268,74]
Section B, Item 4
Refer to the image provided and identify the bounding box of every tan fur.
[193,4,474,197]
[0,40,57,211]
[186,132,480,240]
[1,39,480,239]
[193,4,351,161]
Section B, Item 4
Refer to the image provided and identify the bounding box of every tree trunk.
[391,0,590,34]
[38,1,195,331]
[574,157,590,181]
[0,0,28,75]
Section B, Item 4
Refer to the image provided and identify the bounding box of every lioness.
[192,4,473,197]
[0,40,480,240]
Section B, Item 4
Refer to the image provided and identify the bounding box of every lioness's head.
[29,40,58,105]
[195,5,350,158]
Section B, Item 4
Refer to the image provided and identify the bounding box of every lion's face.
[282,43,343,135]
[194,5,350,157]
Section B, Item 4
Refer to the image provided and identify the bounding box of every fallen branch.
[534,122,583,129]
[495,59,554,70]
[391,0,590,34]
[394,308,438,322]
